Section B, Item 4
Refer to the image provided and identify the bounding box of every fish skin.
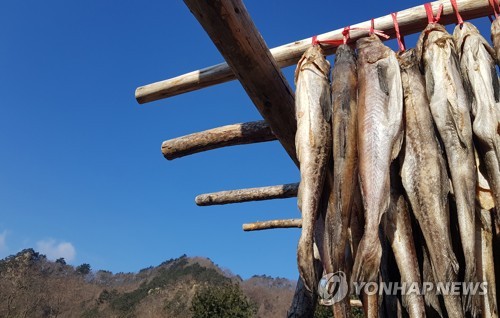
[351,34,403,289]
[294,45,332,293]
[326,43,358,318]
[385,161,425,318]
[417,23,476,316]
[456,22,500,251]
[398,48,463,318]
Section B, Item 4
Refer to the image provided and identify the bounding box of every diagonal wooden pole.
[182,0,298,165]
[180,0,315,316]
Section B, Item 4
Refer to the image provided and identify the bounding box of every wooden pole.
[162,120,276,160]
[181,0,298,165]
[196,183,298,206]
[135,0,496,104]
[242,219,302,231]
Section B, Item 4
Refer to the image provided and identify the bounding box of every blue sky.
[0,0,494,279]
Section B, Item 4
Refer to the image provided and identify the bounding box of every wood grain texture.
[242,219,302,231]
[135,0,497,104]
[196,183,298,206]
[180,0,298,164]
[161,120,275,160]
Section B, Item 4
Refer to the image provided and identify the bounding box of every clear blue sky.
[0,0,493,279]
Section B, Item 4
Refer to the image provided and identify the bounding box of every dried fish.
[474,155,498,318]
[477,208,498,318]
[417,23,476,316]
[352,33,403,289]
[326,43,358,317]
[294,45,332,293]
[385,161,425,318]
[399,48,463,318]
[456,22,500,248]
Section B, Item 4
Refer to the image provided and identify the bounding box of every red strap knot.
[489,0,499,19]
[312,35,319,46]
[450,0,464,26]
[424,3,444,24]
[342,26,351,45]
[351,20,390,40]
[391,12,405,52]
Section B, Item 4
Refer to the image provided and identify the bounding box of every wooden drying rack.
[136,0,499,316]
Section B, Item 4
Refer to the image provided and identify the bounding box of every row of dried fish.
[294,19,500,318]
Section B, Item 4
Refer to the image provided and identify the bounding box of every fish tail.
[297,235,317,293]
[351,231,382,285]
[462,264,481,317]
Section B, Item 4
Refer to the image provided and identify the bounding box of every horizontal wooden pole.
[242,219,302,231]
[161,120,276,160]
[135,0,495,104]
[195,183,298,206]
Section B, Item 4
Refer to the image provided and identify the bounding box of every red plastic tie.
[342,26,351,45]
[311,34,344,47]
[312,35,319,46]
[424,3,443,24]
[370,18,375,34]
[450,0,464,25]
[489,0,499,19]
[391,12,405,52]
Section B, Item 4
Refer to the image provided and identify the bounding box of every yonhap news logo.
[317,271,488,306]
[317,272,349,305]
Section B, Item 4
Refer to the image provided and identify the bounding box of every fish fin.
[446,100,468,149]
[391,130,404,161]
[295,54,308,84]
[377,63,390,96]
[425,69,435,99]
[482,35,498,64]
[320,78,332,122]
[461,70,475,112]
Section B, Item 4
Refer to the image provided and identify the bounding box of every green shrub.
[190,284,256,318]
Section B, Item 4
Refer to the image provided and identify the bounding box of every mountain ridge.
[0,248,296,318]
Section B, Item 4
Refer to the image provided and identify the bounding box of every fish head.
[294,45,331,84]
[334,44,356,65]
[454,22,497,62]
[416,23,452,70]
[356,34,389,64]
[491,18,500,39]
[397,49,418,71]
